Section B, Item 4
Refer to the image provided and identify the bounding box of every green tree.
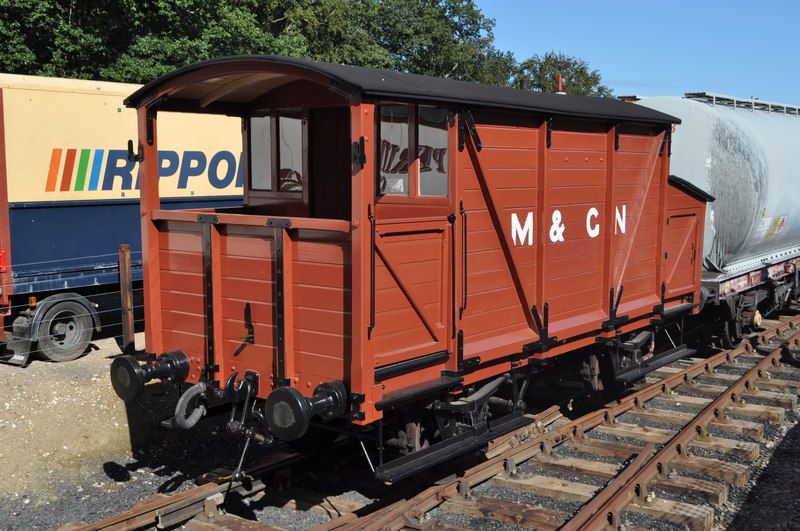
[0,1,605,93]
[366,0,515,84]
[516,51,612,97]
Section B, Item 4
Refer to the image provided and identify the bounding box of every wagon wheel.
[37,301,93,362]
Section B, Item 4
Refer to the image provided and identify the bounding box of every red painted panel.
[543,124,608,325]
[291,235,351,383]
[371,228,446,361]
[157,225,207,379]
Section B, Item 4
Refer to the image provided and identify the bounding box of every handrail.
[459,199,467,316]
[151,209,351,233]
[368,204,376,337]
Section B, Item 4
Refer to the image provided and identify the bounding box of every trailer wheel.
[37,300,93,362]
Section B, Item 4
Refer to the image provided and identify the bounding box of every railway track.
[63,316,800,531]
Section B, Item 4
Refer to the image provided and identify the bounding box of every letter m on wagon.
[511,212,534,246]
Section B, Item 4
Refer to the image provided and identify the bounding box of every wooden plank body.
[133,61,708,424]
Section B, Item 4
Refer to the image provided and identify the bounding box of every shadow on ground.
[728,420,800,530]
[101,379,248,494]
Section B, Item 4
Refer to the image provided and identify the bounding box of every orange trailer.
[110,56,712,481]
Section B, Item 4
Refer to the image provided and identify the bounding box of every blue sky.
[475,1,799,103]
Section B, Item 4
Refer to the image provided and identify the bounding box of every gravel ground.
[0,337,133,500]
[0,334,247,529]
[554,441,626,466]
[724,407,800,530]
[1,336,800,530]
[464,479,584,520]
[431,505,528,530]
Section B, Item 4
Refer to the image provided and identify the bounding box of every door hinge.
[458,111,482,152]
[352,136,366,167]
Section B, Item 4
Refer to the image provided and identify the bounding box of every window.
[248,112,304,194]
[376,104,450,199]
[418,106,448,196]
[378,105,410,195]
[278,113,303,193]
[250,116,272,191]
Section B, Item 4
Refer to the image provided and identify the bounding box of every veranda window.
[248,111,305,194]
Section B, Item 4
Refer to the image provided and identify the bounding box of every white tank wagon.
[635,93,800,346]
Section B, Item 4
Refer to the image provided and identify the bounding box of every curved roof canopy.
[125,55,680,125]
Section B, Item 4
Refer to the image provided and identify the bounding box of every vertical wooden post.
[446,110,459,370]
[535,118,547,336]
[138,106,163,354]
[282,229,295,383]
[350,102,376,423]
[655,129,669,294]
[602,125,617,314]
[210,224,224,379]
[118,244,135,355]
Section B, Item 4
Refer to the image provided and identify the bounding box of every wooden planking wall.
[158,221,206,381]
[218,225,275,387]
[157,221,352,396]
[459,113,537,356]
[544,120,608,325]
[292,230,351,386]
[664,183,703,297]
[372,229,444,365]
[612,129,663,308]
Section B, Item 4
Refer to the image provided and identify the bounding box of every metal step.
[614,345,696,386]
[375,375,463,412]
[374,411,532,483]
[661,302,698,319]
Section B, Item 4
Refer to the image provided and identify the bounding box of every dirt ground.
[0,336,139,500]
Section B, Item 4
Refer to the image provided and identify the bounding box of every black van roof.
[125,55,680,125]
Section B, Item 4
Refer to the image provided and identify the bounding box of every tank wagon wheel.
[37,300,93,362]
[721,320,743,350]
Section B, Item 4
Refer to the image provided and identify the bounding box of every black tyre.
[37,301,93,362]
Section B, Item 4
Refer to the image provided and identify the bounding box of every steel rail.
[318,315,800,530]
[569,327,800,530]
[66,316,800,531]
[63,451,306,531]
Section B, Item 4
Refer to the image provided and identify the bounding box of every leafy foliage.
[0,0,608,97]
[516,51,613,97]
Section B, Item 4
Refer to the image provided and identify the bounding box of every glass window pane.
[250,116,272,190]
[378,105,410,195]
[278,113,303,193]
[418,106,448,196]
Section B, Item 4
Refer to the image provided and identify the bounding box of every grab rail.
[368,204,376,337]
[459,199,467,317]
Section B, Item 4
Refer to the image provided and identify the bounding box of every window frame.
[245,109,310,210]
[375,102,452,208]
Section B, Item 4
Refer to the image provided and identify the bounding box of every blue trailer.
[0,73,243,364]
